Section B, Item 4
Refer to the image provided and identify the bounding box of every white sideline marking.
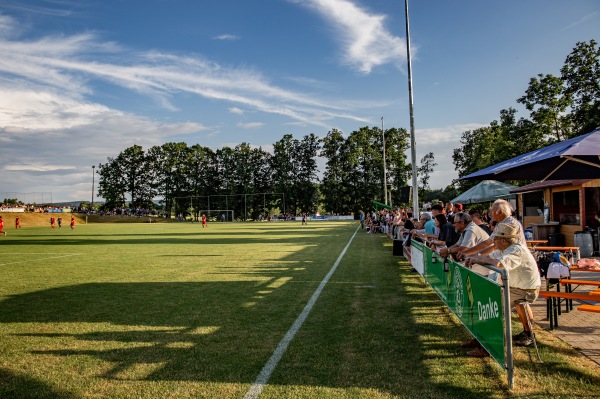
[243,225,360,399]
[0,253,82,266]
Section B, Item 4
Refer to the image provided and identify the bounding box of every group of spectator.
[363,199,541,358]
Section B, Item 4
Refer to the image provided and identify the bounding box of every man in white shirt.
[439,212,489,276]
[465,222,541,354]
[459,199,525,259]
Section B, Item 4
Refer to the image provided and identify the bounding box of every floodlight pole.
[91,165,95,210]
[382,116,388,205]
[405,0,419,216]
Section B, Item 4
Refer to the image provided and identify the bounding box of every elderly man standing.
[464,223,541,355]
[438,212,489,276]
[459,199,525,259]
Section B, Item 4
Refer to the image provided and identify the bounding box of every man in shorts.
[464,222,541,355]
[0,215,6,236]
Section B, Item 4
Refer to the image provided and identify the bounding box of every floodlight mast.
[405,0,419,216]
[382,116,388,205]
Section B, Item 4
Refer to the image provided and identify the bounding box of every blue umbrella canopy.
[451,180,518,205]
[461,128,600,181]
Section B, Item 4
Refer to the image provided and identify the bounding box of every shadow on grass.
[0,229,503,398]
[0,368,78,399]
[2,229,596,398]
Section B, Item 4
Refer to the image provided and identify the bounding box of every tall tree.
[418,152,437,192]
[517,74,570,141]
[561,39,600,135]
[97,157,127,209]
[321,129,351,214]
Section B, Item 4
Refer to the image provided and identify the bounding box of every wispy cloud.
[0,17,368,128]
[228,107,245,115]
[213,34,240,40]
[560,12,598,31]
[237,122,264,129]
[293,0,407,73]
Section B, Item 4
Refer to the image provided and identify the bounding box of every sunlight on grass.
[0,221,598,398]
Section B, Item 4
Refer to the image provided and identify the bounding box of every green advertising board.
[414,243,506,367]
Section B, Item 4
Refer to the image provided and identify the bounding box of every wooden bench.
[577,304,600,313]
[558,280,600,312]
[538,291,600,329]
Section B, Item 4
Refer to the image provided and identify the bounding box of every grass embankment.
[0,222,598,398]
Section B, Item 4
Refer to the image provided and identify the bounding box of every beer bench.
[577,304,600,313]
[538,291,600,329]
[559,279,600,311]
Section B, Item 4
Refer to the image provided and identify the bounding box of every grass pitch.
[0,220,599,398]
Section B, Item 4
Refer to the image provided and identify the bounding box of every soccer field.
[0,221,599,398]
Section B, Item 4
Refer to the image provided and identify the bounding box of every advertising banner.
[412,243,506,368]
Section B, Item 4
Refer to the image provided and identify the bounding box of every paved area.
[530,270,600,367]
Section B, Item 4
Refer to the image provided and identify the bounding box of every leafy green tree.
[418,152,437,193]
[561,39,600,135]
[97,157,127,209]
[116,145,154,209]
[321,129,351,214]
[517,74,570,141]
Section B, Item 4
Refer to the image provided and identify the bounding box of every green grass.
[0,221,599,398]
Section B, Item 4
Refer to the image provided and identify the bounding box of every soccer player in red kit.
[0,216,6,236]
[70,217,75,230]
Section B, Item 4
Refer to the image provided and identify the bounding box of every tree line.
[97,40,599,217]
[97,128,411,219]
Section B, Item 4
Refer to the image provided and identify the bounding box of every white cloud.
[213,34,240,40]
[295,0,408,73]
[0,17,368,128]
[237,122,264,129]
[228,107,245,115]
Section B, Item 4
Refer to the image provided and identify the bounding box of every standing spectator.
[439,212,490,275]
[430,214,460,249]
[469,210,492,235]
[460,199,525,258]
[445,202,454,219]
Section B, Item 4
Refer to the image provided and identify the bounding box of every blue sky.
[0,0,598,203]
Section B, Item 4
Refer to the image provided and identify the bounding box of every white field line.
[243,224,360,399]
[0,253,83,266]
